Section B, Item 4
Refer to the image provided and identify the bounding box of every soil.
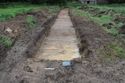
[70,12,125,83]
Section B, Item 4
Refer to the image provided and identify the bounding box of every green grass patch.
[89,4,125,15]
[105,43,125,59]
[0,6,35,21]
[70,3,125,37]
[26,15,37,29]
[109,43,125,58]
[0,35,12,48]
[71,8,120,36]
[47,6,60,14]
[98,42,125,61]
[0,4,60,22]
[106,28,118,36]
[93,15,112,25]
[0,4,48,21]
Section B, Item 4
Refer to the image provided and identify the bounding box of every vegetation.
[89,4,125,15]
[0,35,12,48]
[109,43,125,58]
[0,3,60,48]
[69,2,125,59]
[0,4,42,21]
[98,42,125,62]
[69,2,125,36]
[26,15,37,29]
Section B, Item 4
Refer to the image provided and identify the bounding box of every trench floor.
[35,9,80,61]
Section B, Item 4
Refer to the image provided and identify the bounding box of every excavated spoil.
[0,9,57,83]
[70,11,125,83]
[0,9,53,62]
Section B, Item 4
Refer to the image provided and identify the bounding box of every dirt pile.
[0,9,52,62]
[69,12,125,83]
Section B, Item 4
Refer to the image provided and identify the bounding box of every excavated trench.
[0,9,82,83]
[1,8,125,83]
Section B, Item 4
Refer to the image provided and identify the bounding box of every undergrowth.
[71,8,120,36]
[26,15,37,29]
[0,35,12,48]
[0,4,60,21]
[100,42,125,60]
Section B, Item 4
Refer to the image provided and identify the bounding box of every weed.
[98,42,125,61]
[0,35,12,48]
[26,15,37,29]
[109,43,125,58]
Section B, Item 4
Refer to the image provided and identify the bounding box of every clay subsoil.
[0,9,125,83]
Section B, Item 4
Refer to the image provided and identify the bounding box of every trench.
[1,9,81,83]
[34,9,80,61]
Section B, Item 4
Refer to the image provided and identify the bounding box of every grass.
[46,6,61,14]
[102,43,125,59]
[109,43,125,58]
[0,4,37,21]
[0,35,12,48]
[72,9,117,35]
[69,3,125,59]
[0,4,60,22]
[69,2,125,36]
[26,15,37,29]
[89,4,125,15]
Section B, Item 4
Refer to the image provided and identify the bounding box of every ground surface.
[1,8,125,83]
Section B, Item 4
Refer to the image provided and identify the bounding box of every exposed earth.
[0,9,125,83]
